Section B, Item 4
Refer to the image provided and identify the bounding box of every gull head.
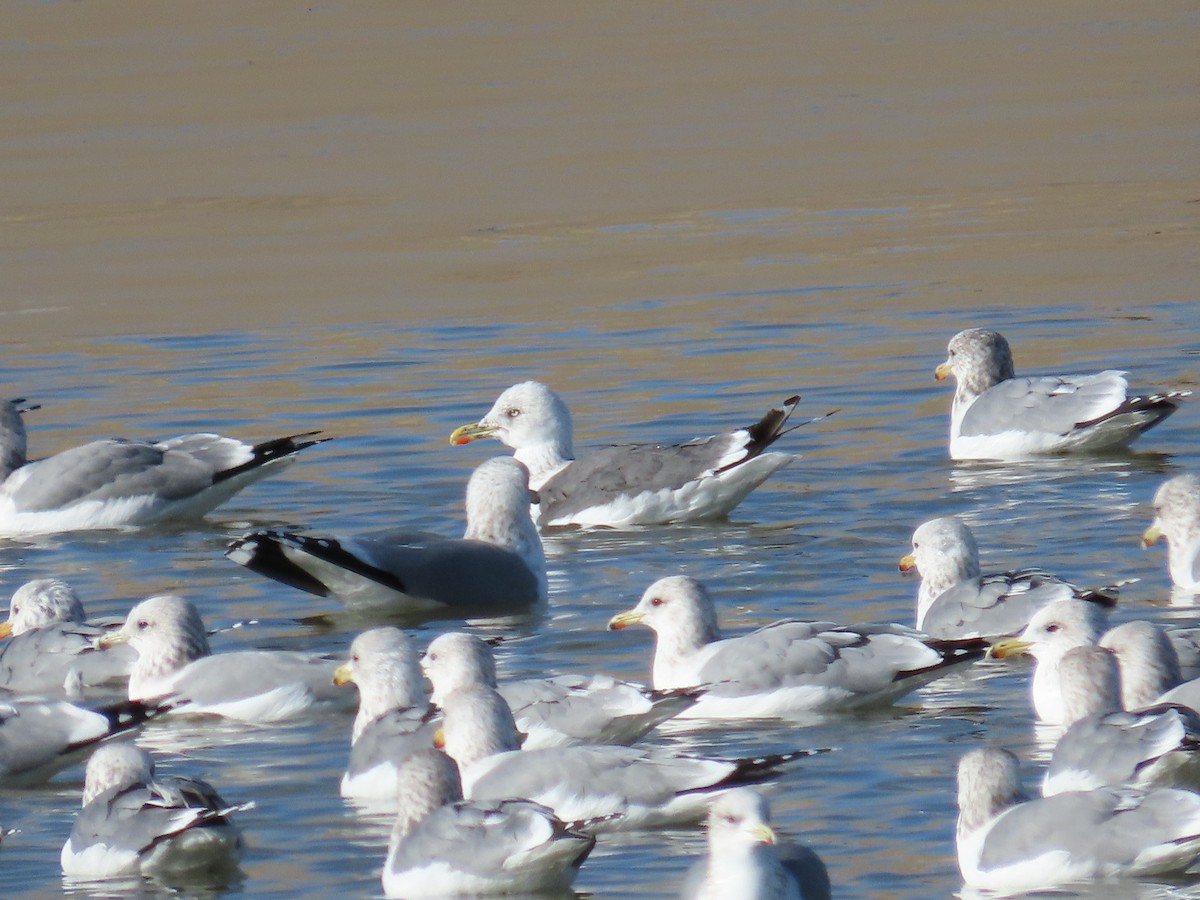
[937,328,1015,398]
[422,632,498,707]
[450,381,574,459]
[2,578,85,637]
[608,575,721,648]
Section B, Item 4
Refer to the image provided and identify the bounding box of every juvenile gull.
[423,631,699,748]
[934,328,1187,460]
[0,579,135,696]
[0,697,158,787]
[899,516,1119,638]
[1042,645,1200,796]
[101,594,348,723]
[61,743,248,882]
[956,746,1200,893]
[0,397,323,536]
[449,381,802,528]
[382,748,595,898]
[679,788,831,900]
[226,456,546,617]
[1142,473,1200,592]
[333,627,436,806]
[438,684,820,831]
[608,575,987,719]
[988,599,1111,724]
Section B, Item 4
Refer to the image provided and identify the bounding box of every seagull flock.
[0,326,1198,896]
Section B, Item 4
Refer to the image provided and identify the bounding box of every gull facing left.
[0,397,323,536]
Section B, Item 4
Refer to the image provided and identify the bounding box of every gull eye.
[351,654,359,664]
[136,619,150,631]
[427,652,437,662]
[505,407,521,419]
[721,813,739,825]
[1045,623,1060,633]
[649,597,664,607]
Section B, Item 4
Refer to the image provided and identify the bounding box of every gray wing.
[471,746,741,818]
[959,372,1129,438]
[539,436,743,514]
[1046,708,1193,792]
[778,838,833,900]
[1169,628,1200,682]
[0,699,150,784]
[347,707,437,777]
[5,440,216,510]
[166,651,342,708]
[921,570,1078,639]
[537,397,798,522]
[389,798,591,880]
[227,528,539,614]
[67,778,242,867]
[501,675,697,746]
[696,622,952,695]
[980,788,1200,872]
[0,623,135,695]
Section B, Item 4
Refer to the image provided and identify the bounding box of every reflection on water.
[0,305,1198,899]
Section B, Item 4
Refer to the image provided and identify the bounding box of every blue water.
[2,299,1199,898]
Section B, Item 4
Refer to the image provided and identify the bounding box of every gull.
[438,684,820,831]
[0,697,158,787]
[226,456,546,616]
[449,381,804,528]
[1042,645,1200,796]
[1142,473,1200,592]
[61,743,248,882]
[899,516,1118,638]
[989,599,1112,724]
[0,578,135,696]
[382,747,595,898]
[100,594,349,723]
[607,575,987,719]
[934,328,1187,460]
[1100,619,1200,716]
[956,746,1200,893]
[678,788,831,900]
[0,397,324,536]
[422,631,699,749]
[332,627,437,806]
[1099,621,1186,710]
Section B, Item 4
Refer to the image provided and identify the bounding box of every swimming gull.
[934,328,1187,460]
[449,381,803,527]
[1142,473,1200,592]
[333,627,437,806]
[438,684,821,831]
[0,697,158,787]
[678,788,831,900]
[607,575,987,719]
[100,594,349,723]
[0,578,136,696]
[0,397,324,536]
[61,743,249,882]
[956,746,1200,893]
[226,456,546,616]
[899,516,1119,638]
[382,748,595,898]
[988,599,1112,724]
[422,631,700,748]
[1042,645,1200,796]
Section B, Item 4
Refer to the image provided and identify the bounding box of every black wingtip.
[226,531,335,598]
[213,432,330,484]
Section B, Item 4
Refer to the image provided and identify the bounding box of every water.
[1,299,1198,898]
